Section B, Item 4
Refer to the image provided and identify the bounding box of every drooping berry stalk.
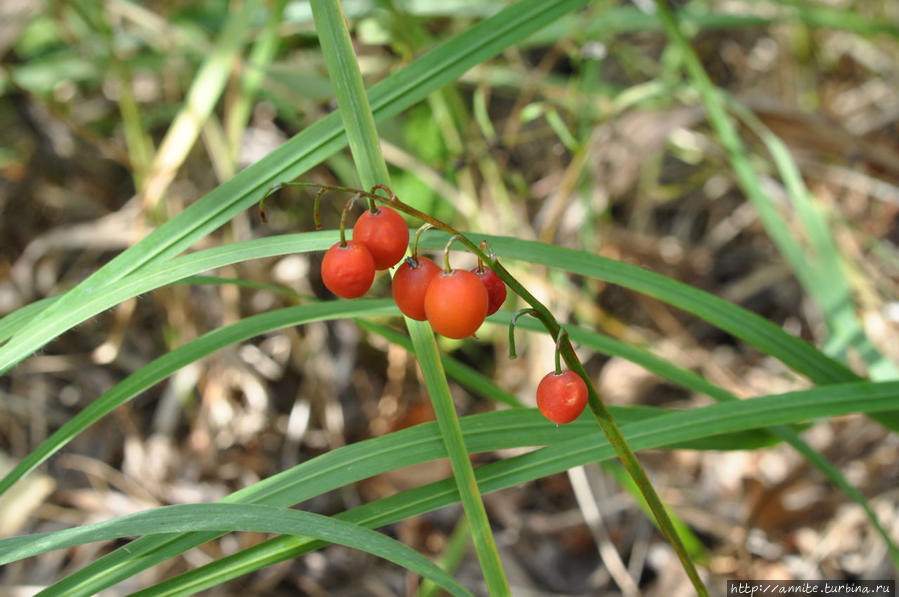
[259,181,711,597]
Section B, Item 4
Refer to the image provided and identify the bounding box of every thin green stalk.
[310,0,388,202]
[309,2,510,593]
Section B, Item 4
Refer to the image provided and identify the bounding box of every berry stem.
[410,223,434,262]
[442,234,464,273]
[312,188,327,230]
[553,328,566,375]
[257,182,283,222]
[508,308,538,359]
[338,194,358,246]
[369,183,394,213]
[475,240,489,273]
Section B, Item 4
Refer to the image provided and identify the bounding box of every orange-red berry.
[536,370,588,424]
[471,266,507,316]
[321,240,375,298]
[424,269,488,339]
[392,256,441,321]
[352,206,409,270]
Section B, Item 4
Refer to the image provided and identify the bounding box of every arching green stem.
[443,234,465,273]
[508,308,538,359]
[337,195,359,246]
[312,188,327,230]
[553,328,567,375]
[410,223,434,262]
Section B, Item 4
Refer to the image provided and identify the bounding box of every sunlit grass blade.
[0,504,473,597]
[123,380,899,596]
[0,0,588,376]
[0,296,58,345]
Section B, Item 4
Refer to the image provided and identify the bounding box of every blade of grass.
[122,380,899,596]
[0,0,588,377]
[652,0,898,435]
[1,230,856,390]
[407,320,511,596]
[0,504,473,597]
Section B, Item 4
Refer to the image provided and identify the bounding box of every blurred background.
[0,0,898,595]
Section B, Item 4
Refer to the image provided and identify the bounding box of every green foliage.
[2,0,898,594]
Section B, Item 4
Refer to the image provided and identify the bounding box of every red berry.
[352,206,409,270]
[471,266,507,316]
[536,370,588,424]
[392,256,441,321]
[424,269,488,339]
[321,240,375,298]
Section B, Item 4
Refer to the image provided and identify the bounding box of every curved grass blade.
[0,504,473,597]
[2,230,856,389]
[125,380,899,596]
[0,0,589,376]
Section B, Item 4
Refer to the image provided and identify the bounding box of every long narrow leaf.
[0,504,473,597]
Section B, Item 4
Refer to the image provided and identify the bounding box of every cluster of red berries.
[321,205,409,298]
[317,194,586,426]
[320,206,507,340]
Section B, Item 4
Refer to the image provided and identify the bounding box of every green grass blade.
[310,0,391,188]
[225,0,288,165]
[0,299,396,498]
[0,504,473,597]
[312,0,509,590]
[0,296,58,345]
[407,320,511,595]
[0,0,588,377]
[124,380,899,596]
